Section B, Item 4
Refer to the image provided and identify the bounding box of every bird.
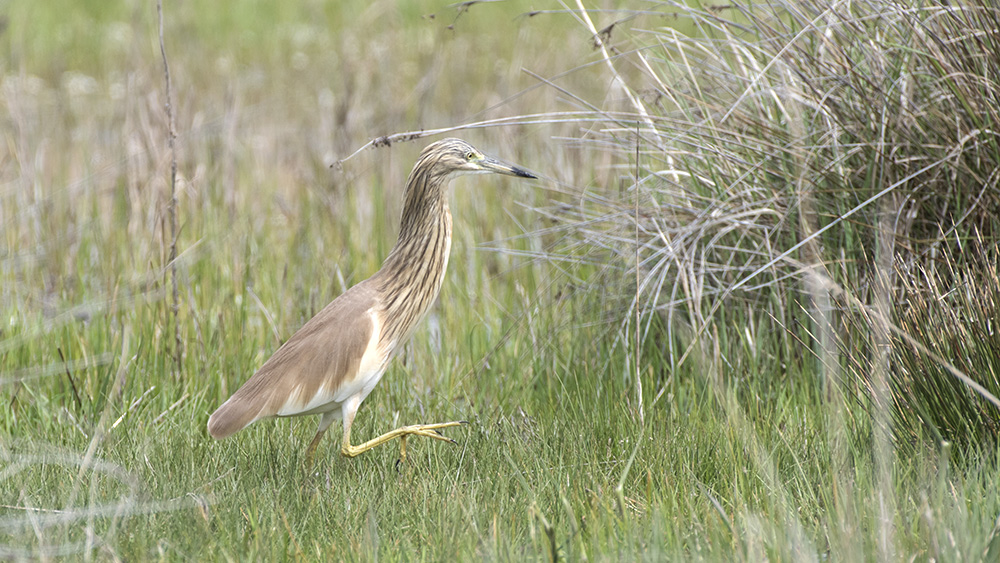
[207,138,536,464]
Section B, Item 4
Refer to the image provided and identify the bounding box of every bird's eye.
[465,151,476,160]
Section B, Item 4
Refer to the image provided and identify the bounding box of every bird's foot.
[400,420,467,443]
[395,421,468,465]
[342,420,468,462]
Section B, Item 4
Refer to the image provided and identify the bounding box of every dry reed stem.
[157,0,182,373]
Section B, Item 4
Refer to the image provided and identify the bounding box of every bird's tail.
[207,395,264,439]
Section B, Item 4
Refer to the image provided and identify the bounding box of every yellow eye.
[465,151,476,160]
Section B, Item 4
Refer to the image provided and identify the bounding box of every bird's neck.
[372,182,453,349]
[381,198,453,280]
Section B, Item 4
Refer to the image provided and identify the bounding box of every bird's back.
[207,281,381,439]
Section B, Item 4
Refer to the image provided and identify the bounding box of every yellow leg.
[341,421,467,461]
[303,429,327,468]
[303,412,338,468]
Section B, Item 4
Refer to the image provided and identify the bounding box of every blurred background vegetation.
[2,0,999,559]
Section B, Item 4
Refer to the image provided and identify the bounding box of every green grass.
[3,0,1000,560]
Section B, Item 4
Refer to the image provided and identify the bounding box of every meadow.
[2,0,999,560]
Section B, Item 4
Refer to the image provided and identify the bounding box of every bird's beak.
[479,156,537,179]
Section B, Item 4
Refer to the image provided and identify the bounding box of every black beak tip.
[513,166,537,179]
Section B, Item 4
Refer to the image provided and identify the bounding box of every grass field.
[3,0,1000,560]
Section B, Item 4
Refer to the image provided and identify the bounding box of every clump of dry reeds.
[538,0,1000,447]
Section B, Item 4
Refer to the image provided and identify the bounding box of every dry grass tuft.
[534,0,1000,446]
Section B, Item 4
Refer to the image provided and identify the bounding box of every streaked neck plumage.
[371,153,454,351]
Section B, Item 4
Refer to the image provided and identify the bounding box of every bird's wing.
[207,281,381,439]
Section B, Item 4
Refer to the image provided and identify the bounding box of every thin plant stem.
[157,0,182,374]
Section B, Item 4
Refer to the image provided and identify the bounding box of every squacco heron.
[207,138,536,464]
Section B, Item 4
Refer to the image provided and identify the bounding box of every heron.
[207,138,536,464]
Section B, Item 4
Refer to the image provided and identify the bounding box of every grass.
[3,0,1000,559]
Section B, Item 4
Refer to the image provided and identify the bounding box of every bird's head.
[420,138,537,180]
